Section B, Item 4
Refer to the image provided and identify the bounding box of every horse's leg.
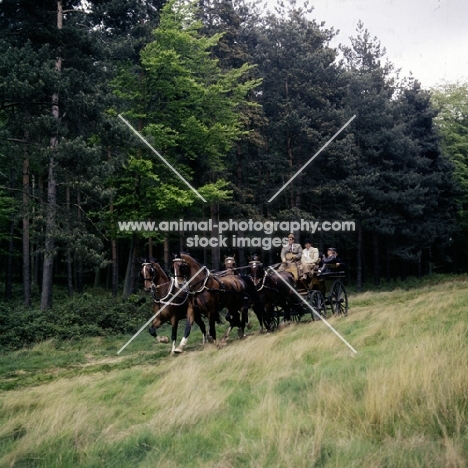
[194,313,207,346]
[252,300,265,333]
[279,299,292,328]
[170,315,179,354]
[265,300,276,331]
[174,306,195,354]
[148,317,170,344]
[240,301,251,336]
[237,307,246,339]
[222,318,233,342]
[208,313,217,344]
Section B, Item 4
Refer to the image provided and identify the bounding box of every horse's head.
[248,259,264,286]
[141,262,155,292]
[172,256,191,288]
[224,255,236,272]
[172,253,207,289]
[141,260,170,292]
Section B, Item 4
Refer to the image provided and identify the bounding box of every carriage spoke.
[330,280,348,316]
[309,290,326,320]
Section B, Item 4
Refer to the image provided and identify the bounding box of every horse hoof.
[207,336,214,343]
[156,336,169,343]
[246,322,253,330]
[174,347,184,354]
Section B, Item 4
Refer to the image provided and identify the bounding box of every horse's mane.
[179,251,203,266]
[143,258,172,280]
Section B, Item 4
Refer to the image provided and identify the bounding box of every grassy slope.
[0,277,467,468]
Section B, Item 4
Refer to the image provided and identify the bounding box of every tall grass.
[0,277,467,467]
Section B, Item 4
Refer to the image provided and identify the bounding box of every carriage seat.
[317,263,346,278]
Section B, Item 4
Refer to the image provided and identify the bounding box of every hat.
[328,247,337,252]
[304,239,312,244]
[287,233,295,240]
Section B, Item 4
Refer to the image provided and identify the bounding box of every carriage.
[267,253,349,327]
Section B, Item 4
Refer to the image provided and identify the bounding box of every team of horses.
[141,253,300,354]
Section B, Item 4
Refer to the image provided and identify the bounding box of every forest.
[1,0,468,310]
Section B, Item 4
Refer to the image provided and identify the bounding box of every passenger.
[319,247,345,274]
[280,233,302,263]
[300,239,319,280]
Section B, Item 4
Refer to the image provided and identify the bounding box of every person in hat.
[319,247,345,274]
[280,233,302,263]
[300,239,319,280]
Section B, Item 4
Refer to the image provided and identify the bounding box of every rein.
[142,262,189,307]
[249,263,279,293]
[152,277,189,306]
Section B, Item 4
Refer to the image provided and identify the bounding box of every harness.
[152,277,189,306]
[142,262,188,307]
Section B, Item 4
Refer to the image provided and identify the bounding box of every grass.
[0,275,467,467]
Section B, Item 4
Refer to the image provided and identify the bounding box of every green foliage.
[0,292,149,350]
[431,82,468,215]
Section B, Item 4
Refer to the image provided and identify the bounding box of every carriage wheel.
[309,290,326,320]
[266,306,280,330]
[329,280,348,316]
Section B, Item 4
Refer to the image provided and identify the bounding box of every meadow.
[0,276,467,467]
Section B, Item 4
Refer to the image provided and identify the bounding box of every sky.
[263,0,468,89]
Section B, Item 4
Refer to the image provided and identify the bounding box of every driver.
[280,233,302,263]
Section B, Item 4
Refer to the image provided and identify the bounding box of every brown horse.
[219,255,263,339]
[171,253,257,352]
[141,261,207,353]
[223,255,237,273]
[248,258,299,329]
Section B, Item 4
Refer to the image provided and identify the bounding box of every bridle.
[142,262,188,305]
[141,263,155,282]
[172,257,210,293]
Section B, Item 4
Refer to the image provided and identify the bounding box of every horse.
[141,261,207,354]
[223,255,237,274]
[218,255,265,340]
[171,253,257,352]
[247,258,299,329]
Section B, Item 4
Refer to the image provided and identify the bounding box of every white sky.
[263,0,468,89]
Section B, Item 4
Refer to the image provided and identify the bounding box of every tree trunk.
[210,203,220,269]
[66,184,73,297]
[130,235,140,294]
[372,232,380,286]
[33,174,43,289]
[5,219,14,301]
[108,146,118,297]
[385,241,391,283]
[356,221,363,292]
[236,142,243,187]
[41,0,62,310]
[111,238,118,297]
[164,234,170,270]
[75,190,83,293]
[123,235,135,298]
[23,154,31,307]
[40,155,57,310]
[123,233,139,297]
[148,236,153,260]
